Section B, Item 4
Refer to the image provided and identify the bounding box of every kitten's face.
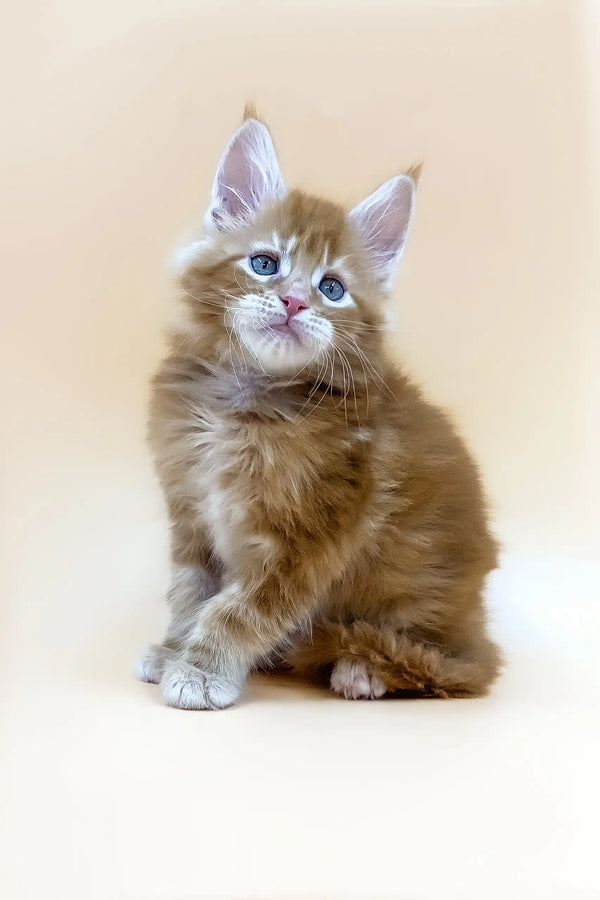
[176,115,416,377]
[202,193,382,375]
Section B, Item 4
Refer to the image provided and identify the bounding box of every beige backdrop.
[2,0,598,566]
[1,2,599,899]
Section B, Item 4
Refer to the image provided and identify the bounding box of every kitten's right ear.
[206,118,286,230]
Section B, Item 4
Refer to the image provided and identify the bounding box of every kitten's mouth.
[264,322,302,343]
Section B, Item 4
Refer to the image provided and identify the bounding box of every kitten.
[135,108,501,709]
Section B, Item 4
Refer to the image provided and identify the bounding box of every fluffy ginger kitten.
[136,110,501,709]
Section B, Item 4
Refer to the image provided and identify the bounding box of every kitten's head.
[175,112,417,377]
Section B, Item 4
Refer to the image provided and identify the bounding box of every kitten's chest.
[191,406,311,565]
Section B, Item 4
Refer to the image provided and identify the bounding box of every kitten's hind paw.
[160,659,241,710]
[330,659,386,700]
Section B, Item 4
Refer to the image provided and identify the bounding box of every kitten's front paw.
[160,660,241,710]
[330,659,386,700]
[134,644,167,684]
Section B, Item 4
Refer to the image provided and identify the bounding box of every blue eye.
[250,254,278,276]
[319,277,345,302]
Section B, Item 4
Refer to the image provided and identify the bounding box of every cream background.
[1,1,599,899]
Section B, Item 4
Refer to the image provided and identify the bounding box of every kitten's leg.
[287,619,501,700]
[159,574,321,710]
[135,563,220,684]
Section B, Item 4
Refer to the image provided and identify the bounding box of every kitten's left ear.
[206,117,286,230]
[349,173,417,287]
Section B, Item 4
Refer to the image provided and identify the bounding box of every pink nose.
[280,295,308,319]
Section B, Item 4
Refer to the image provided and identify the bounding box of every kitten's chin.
[236,324,321,374]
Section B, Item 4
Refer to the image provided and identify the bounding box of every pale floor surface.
[2,548,599,900]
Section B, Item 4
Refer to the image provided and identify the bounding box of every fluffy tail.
[288,620,501,698]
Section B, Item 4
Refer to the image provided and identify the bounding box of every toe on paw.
[134,647,164,684]
[330,659,386,700]
[160,661,240,710]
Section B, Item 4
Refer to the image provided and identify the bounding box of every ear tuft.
[405,162,423,183]
[348,174,417,287]
[206,117,285,230]
[243,101,261,122]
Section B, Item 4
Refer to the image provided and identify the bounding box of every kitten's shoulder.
[381,364,472,460]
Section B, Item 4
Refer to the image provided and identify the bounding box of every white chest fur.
[188,413,274,569]
[176,369,304,567]
[189,420,239,566]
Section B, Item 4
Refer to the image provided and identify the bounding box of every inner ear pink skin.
[280,295,308,319]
